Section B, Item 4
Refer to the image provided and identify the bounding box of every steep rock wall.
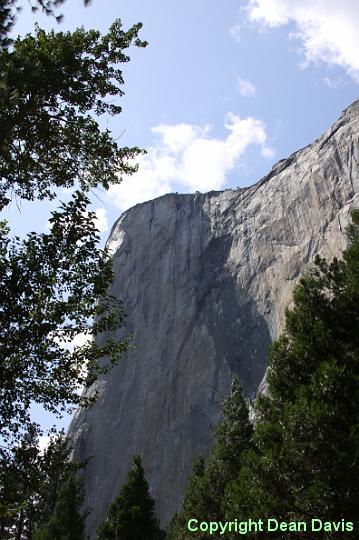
[68,101,359,537]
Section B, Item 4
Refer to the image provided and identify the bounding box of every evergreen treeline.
[168,210,359,540]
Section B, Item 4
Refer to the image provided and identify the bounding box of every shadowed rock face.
[68,101,359,538]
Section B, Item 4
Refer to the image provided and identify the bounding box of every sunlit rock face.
[68,101,359,538]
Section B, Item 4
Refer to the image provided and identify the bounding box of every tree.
[167,378,252,540]
[0,6,147,447]
[0,1,91,48]
[0,192,130,447]
[224,210,359,539]
[33,473,86,540]
[97,455,165,540]
[0,2,147,532]
[166,457,207,540]
[0,425,41,539]
[0,19,146,209]
[0,430,82,539]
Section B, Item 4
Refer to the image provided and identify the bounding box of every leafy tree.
[167,378,252,540]
[0,4,146,447]
[97,455,165,540]
[0,2,147,531]
[0,430,37,538]
[0,425,41,539]
[0,430,82,539]
[0,19,146,209]
[33,472,86,540]
[0,192,130,447]
[0,1,91,47]
[224,210,359,539]
[36,435,82,528]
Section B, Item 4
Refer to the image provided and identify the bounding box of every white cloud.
[50,330,91,351]
[237,77,256,96]
[323,77,348,89]
[94,208,109,233]
[39,435,50,454]
[246,0,359,82]
[152,123,211,152]
[229,23,241,42]
[261,145,276,159]
[108,114,275,211]
[108,152,173,211]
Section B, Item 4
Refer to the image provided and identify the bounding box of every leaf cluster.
[0,429,82,539]
[0,191,131,446]
[0,0,91,47]
[0,19,147,208]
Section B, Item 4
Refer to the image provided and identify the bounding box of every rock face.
[68,101,359,538]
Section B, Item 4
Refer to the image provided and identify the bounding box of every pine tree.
[33,473,86,540]
[167,378,252,540]
[166,457,207,540]
[96,455,165,540]
[224,210,359,539]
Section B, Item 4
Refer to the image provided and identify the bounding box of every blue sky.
[5,0,359,440]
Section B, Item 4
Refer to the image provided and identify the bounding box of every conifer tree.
[33,473,86,540]
[0,431,82,539]
[167,378,252,540]
[96,455,165,540]
[0,425,41,539]
[224,210,359,539]
[166,457,207,540]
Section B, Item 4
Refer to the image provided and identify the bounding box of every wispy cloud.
[237,77,256,96]
[229,23,241,42]
[108,114,275,211]
[246,0,359,82]
[323,77,348,89]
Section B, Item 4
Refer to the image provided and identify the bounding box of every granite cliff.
[68,100,359,538]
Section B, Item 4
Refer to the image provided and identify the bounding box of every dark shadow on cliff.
[196,231,270,398]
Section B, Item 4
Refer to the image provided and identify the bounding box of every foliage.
[0,0,91,47]
[224,210,359,538]
[97,455,165,540]
[0,430,81,539]
[0,0,146,448]
[0,1,147,533]
[0,19,147,209]
[0,191,130,447]
[33,473,86,540]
